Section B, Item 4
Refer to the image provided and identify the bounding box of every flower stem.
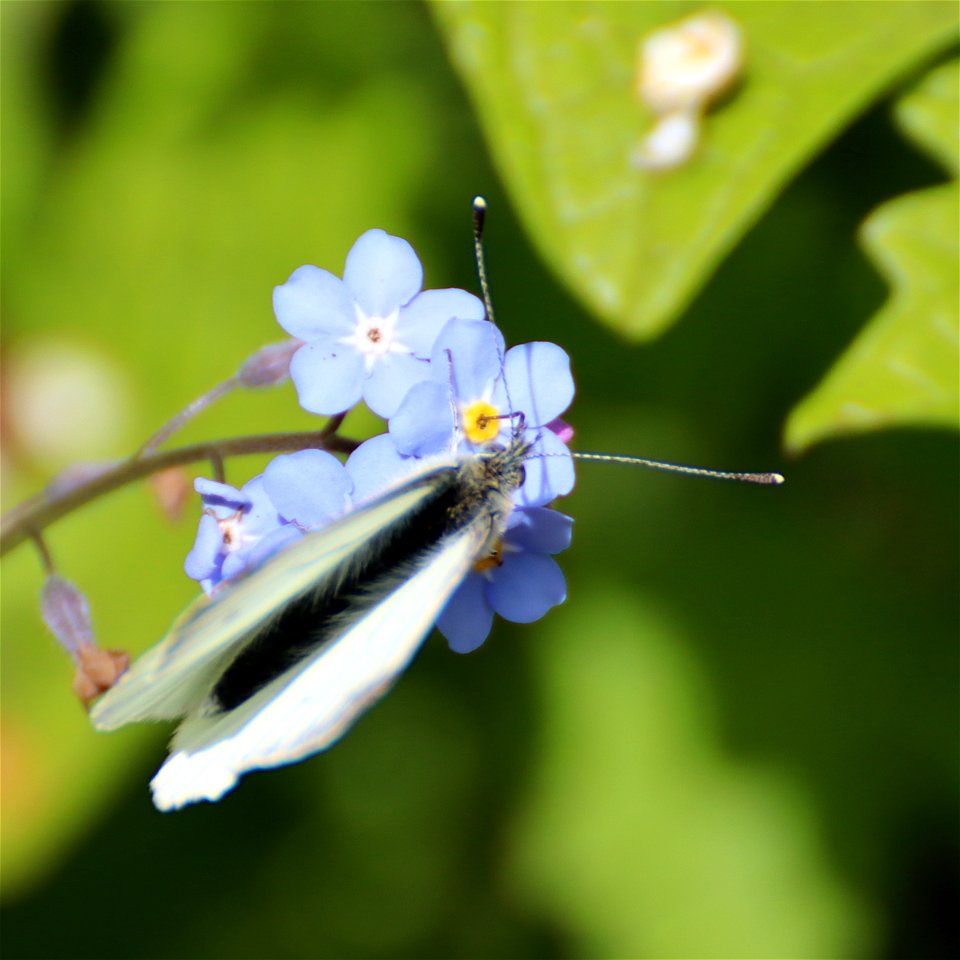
[136,376,242,457]
[1,428,358,557]
[31,530,56,574]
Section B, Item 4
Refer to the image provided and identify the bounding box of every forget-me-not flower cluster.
[186,228,576,652]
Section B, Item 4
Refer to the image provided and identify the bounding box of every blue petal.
[194,478,250,516]
[516,428,576,508]
[229,477,284,542]
[500,341,574,428]
[399,289,486,357]
[273,265,354,341]
[505,507,573,554]
[184,514,225,582]
[263,450,352,529]
[437,575,494,653]
[345,434,419,505]
[363,352,432,419]
[430,318,504,404]
[290,338,364,415]
[513,430,576,507]
[389,380,455,457]
[224,524,303,580]
[488,552,566,623]
[343,229,423,317]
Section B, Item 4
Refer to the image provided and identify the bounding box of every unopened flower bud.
[238,339,303,388]
[41,575,129,703]
[546,419,575,445]
[41,575,94,656]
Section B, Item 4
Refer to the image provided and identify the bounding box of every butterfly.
[92,433,534,810]
[90,198,780,810]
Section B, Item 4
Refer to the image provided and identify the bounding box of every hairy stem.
[136,376,242,457]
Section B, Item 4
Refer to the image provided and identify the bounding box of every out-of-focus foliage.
[1,2,957,959]
[2,0,441,896]
[431,0,957,338]
[510,593,871,958]
[787,58,959,452]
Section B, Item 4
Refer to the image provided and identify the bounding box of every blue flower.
[344,433,421,506]
[389,318,576,507]
[437,506,573,653]
[262,449,353,529]
[184,476,291,595]
[184,449,352,594]
[192,233,578,656]
[343,429,573,654]
[273,230,486,418]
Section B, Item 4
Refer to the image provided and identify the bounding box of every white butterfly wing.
[90,480,442,730]
[149,524,484,810]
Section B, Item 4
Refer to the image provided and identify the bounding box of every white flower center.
[216,510,256,554]
[342,305,408,373]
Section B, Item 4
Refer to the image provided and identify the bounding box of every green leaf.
[785,59,959,454]
[432,1,957,338]
[895,55,959,174]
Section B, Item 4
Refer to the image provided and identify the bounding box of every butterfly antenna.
[472,196,521,439]
[573,451,784,486]
[472,196,496,327]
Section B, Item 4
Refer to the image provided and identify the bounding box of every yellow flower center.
[462,399,501,444]
[474,540,503,573]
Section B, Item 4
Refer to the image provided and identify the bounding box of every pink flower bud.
[41,575,129,702]
[546,418,575,445]
[41,575,94,657]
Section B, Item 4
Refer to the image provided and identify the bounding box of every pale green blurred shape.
[432,0,957,338]
[786,58,960,453]
[510,591,872,958]
[9,3,436,429]
[897,56,960,172]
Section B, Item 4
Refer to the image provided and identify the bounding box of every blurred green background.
[2,2,957,958]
